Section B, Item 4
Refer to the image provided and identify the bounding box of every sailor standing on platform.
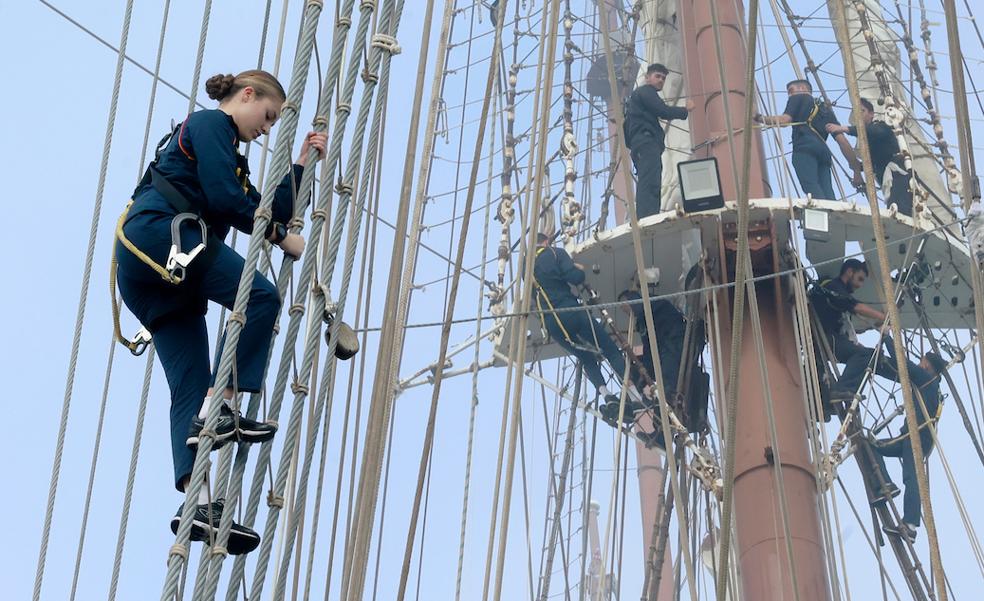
[623,63,694,218]
[809,259,896,400]
[532,234,638,416]
[826,98,913,216]
[755,79,861,200]
[868,345,947,543]
[114,70,326,553]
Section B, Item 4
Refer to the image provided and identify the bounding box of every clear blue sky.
[3,1,982,600]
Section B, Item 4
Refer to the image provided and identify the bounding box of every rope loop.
[254,207,273,222]
[371,33,402,55]
[288,216,305,230]
[337,16,352,28]
[229,311,247,326]
[264,419,279,429]
[210,545,229,559]
[336,101,352,117]
[359,0,376,10]
[288,303,306,317]
[335,179,354,196]
[311,208,328,221]
[281,101,299,114]
[291,381,310,395]
[267,491,285,508]
[168,543,189,561]
[272,323,281,335]
[312,115,329,127]
[305,0,323,8]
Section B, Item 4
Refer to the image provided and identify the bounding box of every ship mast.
[676,0,832,598]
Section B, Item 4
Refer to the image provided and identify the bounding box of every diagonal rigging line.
[38,0,207,111]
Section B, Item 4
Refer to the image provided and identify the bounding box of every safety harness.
[111,120,250,355]
[532,246,577,346]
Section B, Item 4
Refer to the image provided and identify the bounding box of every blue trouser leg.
[876,435,932,526]
[153,311,212,491]
[544,307,626,393]
[201,243,282,393]
[792,147,835,200]
[816,152,836,200]
[632,140,663,218]
[889,173,913,216]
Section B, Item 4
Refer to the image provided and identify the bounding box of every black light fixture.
[802,208,830,242]
[677,157,725,212]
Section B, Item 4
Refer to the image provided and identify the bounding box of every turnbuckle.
[165,213,208,281]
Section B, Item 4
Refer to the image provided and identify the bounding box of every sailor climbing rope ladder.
[111,70,358,555]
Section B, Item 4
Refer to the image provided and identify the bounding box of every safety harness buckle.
[165,213,208,281]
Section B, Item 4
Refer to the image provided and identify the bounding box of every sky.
[2,1,983,601]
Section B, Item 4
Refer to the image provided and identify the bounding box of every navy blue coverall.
[810,277,895,394]
[846,121,912,216]
[115,109,303,490]
[627,298,686,397]
[782,94,842,200]
[871,343,940,527]
[533,246,626,392]
[624,85,689,218]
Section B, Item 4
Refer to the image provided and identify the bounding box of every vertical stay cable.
[161,1,326,598]
[829,1,947,598]
[34,2,135,599]
[338,0,447,597]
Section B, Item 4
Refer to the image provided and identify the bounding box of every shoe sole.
[170,515,260,555]
[186,428,237,450]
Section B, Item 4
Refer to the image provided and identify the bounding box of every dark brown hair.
[205,69,287,103]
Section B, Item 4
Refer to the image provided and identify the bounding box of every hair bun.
[205,73,237,100]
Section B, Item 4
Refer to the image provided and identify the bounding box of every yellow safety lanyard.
[532,246,576,345]
[881,381,945,445]
[110,122,252,355]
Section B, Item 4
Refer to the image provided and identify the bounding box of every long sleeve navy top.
[533,246,585,309]
[625,85,689,150]
[128,109,303,241]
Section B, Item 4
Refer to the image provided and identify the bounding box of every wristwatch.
[267,221,288,244]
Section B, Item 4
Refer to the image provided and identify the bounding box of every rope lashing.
[336,101,352,116]
[290,382,310,395]
[371,33,401,55]
[266,491,285,508]
[288,303,306,316]
[169,544,189,561]
[210,546,228,559]
[228,311,247,326]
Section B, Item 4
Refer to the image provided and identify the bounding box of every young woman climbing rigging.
[114,69,327,554]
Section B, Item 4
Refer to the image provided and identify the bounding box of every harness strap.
[532,246,576,346]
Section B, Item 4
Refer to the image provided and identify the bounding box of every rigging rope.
[830,1,948,597]
[160,1,326,598]
[34,2,135,598]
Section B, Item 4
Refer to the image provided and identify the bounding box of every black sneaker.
[169,499,260,555]
[599,399,642,426]
[187,404,277,450]
[882,521,917,543]
[869,482,901,505]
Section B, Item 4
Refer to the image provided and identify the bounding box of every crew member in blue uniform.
[868,345,946,543]
[623,63,694,218]
[115,70,327,553]
[826,98,912,216]
[617,289,686,402]
[809,259,896,400]
[532,234,633,416]
[755,79,861,200]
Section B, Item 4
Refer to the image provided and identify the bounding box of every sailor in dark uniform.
[755,79,861,200]
[114,70,326,553]
[868,346,946,543]
[623,63,693,218]
[532,234,632,414]
[826,98,913,216]
[617,289,686,401]
[809,259,895,400]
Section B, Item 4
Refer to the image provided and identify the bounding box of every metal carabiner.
[165,212,208,281]
[127,326,153,356]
